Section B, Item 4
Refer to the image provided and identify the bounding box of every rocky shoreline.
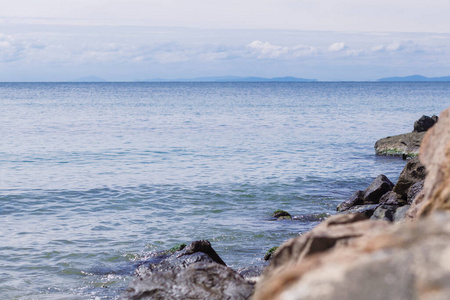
[122,109,450,299]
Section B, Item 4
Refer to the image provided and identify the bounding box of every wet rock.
[343,204,378,218]
[126,262,254,300]
[336,190,364,212]
[413,115,438,132]
[124,240,255,299]
[362,175,394,204]
[393,156,426,199]
[273,210,292,220]
[370,204,399,222]
[264,247,279,261]
[237,265,266,279]
[253,212,450,300]
[374,131,425,157]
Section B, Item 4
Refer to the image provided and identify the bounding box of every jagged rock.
[413,115,437,132]
[393,156,426,199]
[407,180,424,205]
[262,213,389,280]
[124,240,254,299]
[362,175,394,204]
[253,212,450,300]
[370,204,399,222]
[336,190,364,212]
[374,131,425,157]
[126,262,254,300]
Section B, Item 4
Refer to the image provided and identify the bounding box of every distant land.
[378,75,450,82]
[68,75,450,82]
[139,76,318,82]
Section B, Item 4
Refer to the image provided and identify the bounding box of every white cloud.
[328,42,347,52]
[246,40,316,59]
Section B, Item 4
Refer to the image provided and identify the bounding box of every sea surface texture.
[1,82,449,299]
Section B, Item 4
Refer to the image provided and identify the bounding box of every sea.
[1,82,449,299]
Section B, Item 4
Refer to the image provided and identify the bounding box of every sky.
[1,0,450,81]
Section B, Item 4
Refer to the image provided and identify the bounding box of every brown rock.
[417,108,450,217]
[252,212,450,300]
[393,156,426,199]
[374,131,425,157]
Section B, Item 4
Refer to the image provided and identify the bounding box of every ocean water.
[0,82,449,299]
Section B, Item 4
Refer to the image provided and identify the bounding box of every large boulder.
[392,156,426,199]
[126,262,254,300]
[413,115,438,132]
[416,108,450,217]
[362,175,394,204]
[253,212,450,300]
[124,240,254,300]
[336,190,364,212]
[374,131,425,157]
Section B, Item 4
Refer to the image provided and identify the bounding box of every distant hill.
[141,76,317,82]
[73,76,107,82]
[378,75,450,82]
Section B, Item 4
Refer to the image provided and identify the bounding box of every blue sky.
[1,0,450,81]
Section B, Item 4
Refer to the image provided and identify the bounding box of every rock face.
[253,212,450,300]
[124,240,254,300]
[414,108,450,217]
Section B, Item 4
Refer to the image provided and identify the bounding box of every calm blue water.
[0,82,449,299]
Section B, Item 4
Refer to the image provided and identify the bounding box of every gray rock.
[125,262,254,300]
[393,205,411,222]
[407,180,424,205]
[237,265,266,279]
[124,240,254,299]
[362,175,394,204]
[393,156,426,199]
[413,115,437,132]
[337,190,364,212]
[370,204,399,222]
[343,205,379,218]
[374,131,425,157]
[379,191,404,205]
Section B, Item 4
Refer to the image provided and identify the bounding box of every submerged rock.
[273,210,292,220]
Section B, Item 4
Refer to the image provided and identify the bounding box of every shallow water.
[0,82,449,298]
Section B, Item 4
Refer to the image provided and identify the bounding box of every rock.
[407,180,424,205]
[342,204,378,218]
[416,108,450,217]
[237,265,266,279]
[379,191,403,205]
[392,156,426,199]
[413,115,437,132]
[125,262,254,300]
[264,247,279,261]
[124,240,254,299]
[263,213,389,280]
[336,190,364,212]
[370,204,398,222]
[253,212,450,300]
[362,174,394,204]
[273,210,292,220]
[393,205,410,222]
[374,131,425,157]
